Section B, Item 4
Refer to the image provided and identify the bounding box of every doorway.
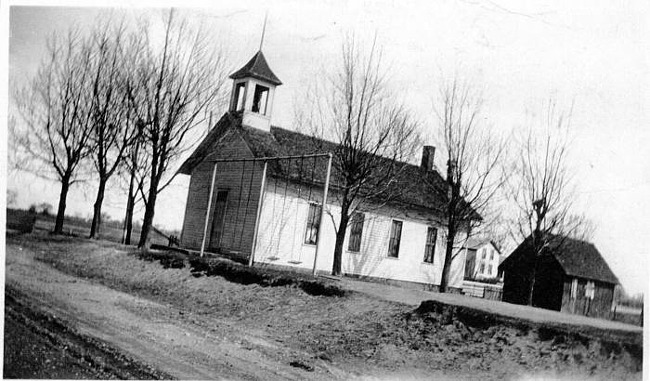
[210,190,229,250]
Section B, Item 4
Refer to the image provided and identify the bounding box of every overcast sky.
[4,0,649,295]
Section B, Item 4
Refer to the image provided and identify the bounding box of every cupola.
[229,50,282,132]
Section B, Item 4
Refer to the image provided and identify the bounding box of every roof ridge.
[269,125,443,176]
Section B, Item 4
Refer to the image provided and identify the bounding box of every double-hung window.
[585,281,595,299]
[348,212,365,252]
[423,227,437,263]
[304,203,321,245]
[388,220,403,258]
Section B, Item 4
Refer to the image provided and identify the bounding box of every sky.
[3,0,649,295]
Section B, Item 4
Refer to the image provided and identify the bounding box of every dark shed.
[499,235,619,319]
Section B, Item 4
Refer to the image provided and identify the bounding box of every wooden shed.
[499,235,619,319]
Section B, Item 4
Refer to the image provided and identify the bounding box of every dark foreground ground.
[4,233,644,380]
[4,288,171,379]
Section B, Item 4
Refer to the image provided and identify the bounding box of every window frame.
[304,203,322,245]
[252,84,270,115]
[570,278,578,298]
[585,280,595,299]
[232,82,247,111]
[423,227,437,264]
[387,220,403,258]
[347,212,365,253]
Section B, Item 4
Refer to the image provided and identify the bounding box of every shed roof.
[229,50,282,86]
[500,234,619,285]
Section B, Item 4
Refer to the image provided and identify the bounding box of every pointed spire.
[259,11,268,52]
[230,50,282,86]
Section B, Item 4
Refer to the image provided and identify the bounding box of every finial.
[259,11,268,51]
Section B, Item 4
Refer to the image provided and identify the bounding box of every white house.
[463,238,502,280]
[177,49,477,291]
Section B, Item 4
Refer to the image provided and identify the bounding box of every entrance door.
[210,190,229,250]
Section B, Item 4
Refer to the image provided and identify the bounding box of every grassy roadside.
[7,233,643,380]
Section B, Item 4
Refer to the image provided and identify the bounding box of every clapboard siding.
[253,182,466,288]
[181,130,263,258]
[561,277,615,319]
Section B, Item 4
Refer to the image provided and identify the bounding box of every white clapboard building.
[177,49,477,291]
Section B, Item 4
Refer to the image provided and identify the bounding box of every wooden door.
[210,190,229,250]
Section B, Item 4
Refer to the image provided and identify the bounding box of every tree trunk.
[122,167,136,245]
[527,258,538,306]
[440,161,459,294]
[527,232,541,306]
[331,196,351,276]
[138,180,158,249]
[53,175,71,234]
[89,177,107,239]
[331,214,350,276]
[439,228,455,293]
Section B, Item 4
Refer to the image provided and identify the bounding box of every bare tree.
[127,10,228,248]
[12,28,95,234]
[507,99,588,305]
[120,120,146,245]
[87,20,142,239]
[432,77,507,293]
[297,36,420,276]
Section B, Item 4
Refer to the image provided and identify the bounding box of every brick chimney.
[420,146,436,171]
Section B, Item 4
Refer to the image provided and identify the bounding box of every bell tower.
[229,50,282,132]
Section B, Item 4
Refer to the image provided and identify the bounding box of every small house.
[463,238,501,280]
[499,234,619,319]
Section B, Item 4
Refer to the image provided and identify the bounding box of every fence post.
[200,163,218,258]
[249,161,268,267]
[313,153,333,276]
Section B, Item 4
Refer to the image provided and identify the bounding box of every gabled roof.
[500,234,619,285]
[230,51,282,86]
[464,237,501,253]
[177,112,475,219]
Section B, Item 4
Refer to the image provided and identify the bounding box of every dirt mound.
[291,297,642,380]
[137,249,346,297]
[414,300,642,371]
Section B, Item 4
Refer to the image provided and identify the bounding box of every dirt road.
[4,235,642,380]
[5,243,349,380]
[4,287,170,379]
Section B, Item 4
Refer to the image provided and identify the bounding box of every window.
[488,264,493,275]
[464,249,476,279]
[388,220,403,258]
[304,203,321,245]
[347,212,365,252]
[233,82,246,111]
[480,263,485,274]
[585,281,595,300]
[252,84,269,114]
[570,278,578,298]
[423,227,437,263]
[490,250,494,261]
[482,248,487,259]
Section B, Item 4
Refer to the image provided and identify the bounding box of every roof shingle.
[501,234,619,285]
[229,51,282,86]
[178,112,479,220]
